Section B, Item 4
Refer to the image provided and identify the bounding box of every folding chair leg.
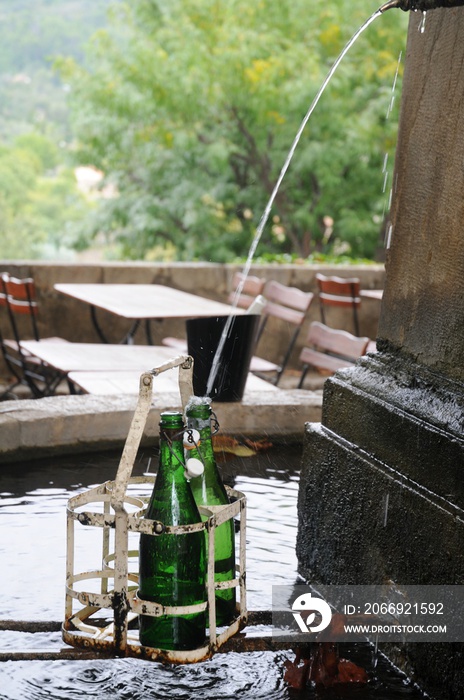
[255,315,268,345]
[350,282,361,336]
[67,378,80,394]
[298,365,309,389]
[0,379,26,401]
[272,327,300,386]
[23,365,68,398]
[353,306,360,337]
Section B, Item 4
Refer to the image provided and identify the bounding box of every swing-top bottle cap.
[185,457,204,479]
[183,428,201,450]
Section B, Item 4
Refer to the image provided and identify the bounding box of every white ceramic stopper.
[185,457,204,479]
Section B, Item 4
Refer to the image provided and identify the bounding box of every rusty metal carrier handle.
[110,354,194,513]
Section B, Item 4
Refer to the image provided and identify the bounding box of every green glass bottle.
[138,411,206,650]
[185,399,236,626]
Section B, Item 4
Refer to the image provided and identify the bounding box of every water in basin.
[0,444,425,698]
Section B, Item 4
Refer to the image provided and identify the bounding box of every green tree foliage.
[59,0,408,262]
[0,0,112,260]
[0,0,111,73]
[0,133,90,259]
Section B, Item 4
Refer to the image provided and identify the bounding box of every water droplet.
[383,492,390,527]
[386,51,402,120]
[386,224,394,249]
[383,170,389,194]
[419,11,427,33]
[143,456,153,476]
[382,153,389,174]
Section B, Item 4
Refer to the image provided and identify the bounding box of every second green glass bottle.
[185,399,236,626]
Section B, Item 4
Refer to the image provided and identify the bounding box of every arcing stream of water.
[207,3,396,396]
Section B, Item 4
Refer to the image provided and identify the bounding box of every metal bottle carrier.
[63,355,247,664]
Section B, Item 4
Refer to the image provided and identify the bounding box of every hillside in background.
[0,0,405,263]
[0,0,113,140]
[0,0,117,260]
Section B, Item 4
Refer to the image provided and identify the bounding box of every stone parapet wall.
[0,261,384,379]
[0,388,322,463]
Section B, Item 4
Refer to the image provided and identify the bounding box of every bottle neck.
[146,424,194,522]
[186,409,215,462]
[186,409,213,434]
[185,405,229,503]
[157,427,186,483]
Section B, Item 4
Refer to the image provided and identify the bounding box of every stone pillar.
[297,9,464,698]
[378,7,464,379]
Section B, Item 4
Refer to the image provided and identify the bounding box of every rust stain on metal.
[0,611,295,663]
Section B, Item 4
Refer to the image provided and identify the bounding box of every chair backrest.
[298,321,369,386]
[316,273,361,335]
[306,321,368,358]
[228,272,266,310]
[0,273,67,399]
[254,280,314,385]
[1,273,40,343]
[262,280,314,326]
[0,273,40,396]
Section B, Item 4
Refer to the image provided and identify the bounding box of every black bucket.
[186,314,261,402]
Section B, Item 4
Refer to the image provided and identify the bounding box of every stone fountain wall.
[296,8,464,699]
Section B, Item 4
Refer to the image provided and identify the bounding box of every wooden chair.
[297,321,369,388]
[316,273,361,336]
[253,280,314,386]
[162,272,266,350]
[227,271,266,309]
[0,273,69,399]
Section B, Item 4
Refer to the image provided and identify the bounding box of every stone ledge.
[0,389,322,463]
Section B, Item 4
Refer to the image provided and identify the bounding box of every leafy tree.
[59,0,407,262]
[0,0,113,141]
[0,0,112,260]
[0,133,91,259]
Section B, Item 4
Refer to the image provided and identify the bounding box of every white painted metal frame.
[62,354,247,663]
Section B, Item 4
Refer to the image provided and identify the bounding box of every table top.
[360,289,383,300]
[67,369,278,397]
[55,283,242,320]
[21,341,178,373]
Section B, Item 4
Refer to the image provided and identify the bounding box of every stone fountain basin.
[0,388,321,464]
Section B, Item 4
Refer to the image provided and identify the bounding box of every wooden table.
[55,283,243,343]
[67,369,278,397]
[20,342,177,373]
[20,341,278,397]
[360,289,383,301]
